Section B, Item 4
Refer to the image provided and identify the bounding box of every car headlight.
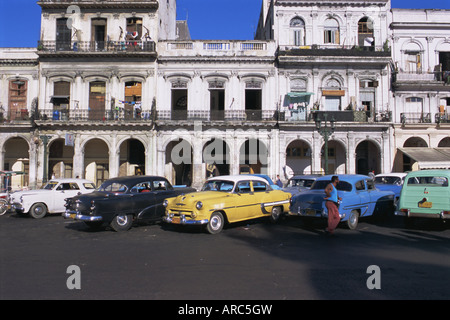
[196,201,203,210]
[163,199,169,207]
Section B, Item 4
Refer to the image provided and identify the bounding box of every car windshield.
[311,180,352,192]
[97,181,128,193]
[42,181,58,190]
[201,180,234,192]
[407,176,449,187]
[375,176,402,185]
[288,179,315,188]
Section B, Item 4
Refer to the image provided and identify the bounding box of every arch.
[239,138,268,174]
[285,139,312,175]
[165,138,193,186]
[403,136,428,148]
[48,138,74,179]
[83,138,110,186]
[355,139,381,175]
[203,138,230,178]
[3,136,30,190]
[438,137,450,147]
[320,139,347,174]
[290,16,306,46]
[118,138,146,176]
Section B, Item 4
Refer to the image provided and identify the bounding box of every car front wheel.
[206,211,224,234]
[110,214,133,232]
[29,203,48,219]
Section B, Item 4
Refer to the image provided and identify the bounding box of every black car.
[63,176,196,231]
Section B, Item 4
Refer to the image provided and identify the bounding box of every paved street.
[1,212,449,300]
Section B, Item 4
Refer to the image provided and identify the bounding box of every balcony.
[278,44,391,66]
[158,40,276,60]
[37,40,156,57]
[38,0,158,9]
[393,70,450,91]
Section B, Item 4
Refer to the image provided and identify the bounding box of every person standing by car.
[324,175,342,235]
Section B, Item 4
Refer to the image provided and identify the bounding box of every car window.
[153,180,170,191]
[236,181,251,193]
[311,180,352,192]
[366,179,375,190]
[202,180,234,192]
[43,181,58,190]
[57,183,74,191]
[407,176,449,187]
[375,176,401,185]
[83,183,96,189]
[253,180,268,192]
[98,182,127,193]
[130,182,152,194]
[355,180,365,191]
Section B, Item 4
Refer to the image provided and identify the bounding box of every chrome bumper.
[12,203,24,214]
[289,208,346,219]
[63,210,103,222]
[395,210,450,219]
[163,215,208,225]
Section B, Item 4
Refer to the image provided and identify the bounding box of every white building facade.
[0,0,449,190]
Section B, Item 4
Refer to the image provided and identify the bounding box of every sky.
[0,0,449,48]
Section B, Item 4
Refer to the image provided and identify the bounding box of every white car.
[11,178,96,219]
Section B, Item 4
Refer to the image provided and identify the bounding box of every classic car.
[282,175,321,195]
[248,174,281,189]
[374,172,407,207]
[10,178,96,219]
[162,175,291,234]
[395,170,450,225]
[63,175,196,231]
[289,174,395,230]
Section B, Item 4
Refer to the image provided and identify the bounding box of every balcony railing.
[400,112,432,124]
[38,40,156,54]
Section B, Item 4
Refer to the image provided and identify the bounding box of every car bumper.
[395,210,450,219]
[12,203,25,214]
[63,210,103,222]
[163,215,208,226]
[289,208,346,219]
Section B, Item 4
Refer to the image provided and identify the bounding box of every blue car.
[374,173,407,208]
[289,174,395,230]
[248,174,281,190]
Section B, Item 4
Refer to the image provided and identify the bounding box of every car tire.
[206,211,224,234]
[0,199,8,216]
[29,203,48,219]
[269,206,282,223]
[346,210,359,230]
[110,214,133,232]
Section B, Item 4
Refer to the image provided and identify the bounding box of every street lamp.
[315,113,336,175]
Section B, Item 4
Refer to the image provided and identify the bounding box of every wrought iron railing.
[37,40,156,53]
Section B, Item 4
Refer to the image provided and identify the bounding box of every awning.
[50,96,70,104]
[283,92,314,106]
[399,147,450,169]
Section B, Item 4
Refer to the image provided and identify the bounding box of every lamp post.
[315,113,336,175]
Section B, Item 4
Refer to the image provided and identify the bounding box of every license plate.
[419,201,432,208]
[305,209,315,216]
[69,213,76,219]
[172,216,181,224]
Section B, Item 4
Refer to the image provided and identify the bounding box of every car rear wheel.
[206,211,224,234]
[110,214,133,232]
[346,210,359,230]
[269,206,282,223]
[29,203,48,219]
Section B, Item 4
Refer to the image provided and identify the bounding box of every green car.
[396,170,450,224]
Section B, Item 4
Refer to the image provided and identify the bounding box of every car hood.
[169,191,233,208]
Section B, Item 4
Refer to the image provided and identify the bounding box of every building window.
[290,17,305,46]
[324,18,339,44]
[171,80,188,120]
[126,17,143,40]
[358,17,374,48]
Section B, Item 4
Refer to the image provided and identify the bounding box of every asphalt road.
[1,212,449,300]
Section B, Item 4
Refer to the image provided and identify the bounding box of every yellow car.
[163,175,291,234]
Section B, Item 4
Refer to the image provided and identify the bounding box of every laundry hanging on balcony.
[283,92,314,107]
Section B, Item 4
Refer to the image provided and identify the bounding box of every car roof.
[207,175,268,183]
[48,178,94,183]
[101,175,169,186]
[405,169,450,177]
[375,173,407,178]
[290,175,321,179]
[315,174,370,183]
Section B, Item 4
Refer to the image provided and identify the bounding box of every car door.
[252,180,272,217]
[365,179,377,215]
[129,181,154,218]
[233,180,258,221]
[354,179,369,216]
[53,182,81,213]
